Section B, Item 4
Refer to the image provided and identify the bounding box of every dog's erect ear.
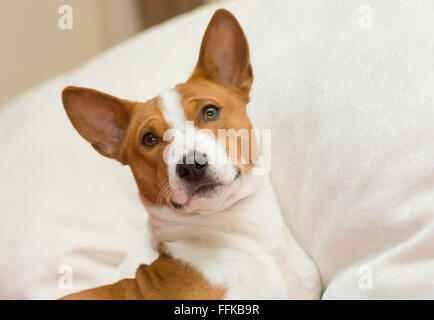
[62,86,132,161]
[192,9,253,94]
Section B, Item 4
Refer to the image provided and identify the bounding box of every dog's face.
[62,9,258,215]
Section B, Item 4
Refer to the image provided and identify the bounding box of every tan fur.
[61,255,226,300]
[176,78,258,172]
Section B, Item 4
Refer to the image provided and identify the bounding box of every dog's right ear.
[192,9,253,94]
[62,86,132,162]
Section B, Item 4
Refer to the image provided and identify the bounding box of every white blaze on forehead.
[159,89,186,130]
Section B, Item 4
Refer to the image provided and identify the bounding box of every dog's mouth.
[169,183,219,210]
[169,182,221,211]
[191,182,220,196]
[170,183,221,210]
[170,168,242,211]
[170,199,183,210]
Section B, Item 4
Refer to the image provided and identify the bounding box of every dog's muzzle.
[176,151,219,196]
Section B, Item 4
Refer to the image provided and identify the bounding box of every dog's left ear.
[62,86,132,162]
[192,9,253,94]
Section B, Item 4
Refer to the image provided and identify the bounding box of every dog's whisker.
[159,186,170,205]
[159,183,172,207]
[163,190,174,207]
[157,189,168,207]
[156,182,170,207]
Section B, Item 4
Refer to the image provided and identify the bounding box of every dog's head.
[62,9,259,215]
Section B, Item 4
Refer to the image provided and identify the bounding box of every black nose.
[176,153,208,182]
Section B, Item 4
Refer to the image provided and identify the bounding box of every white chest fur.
[145,174,322,299]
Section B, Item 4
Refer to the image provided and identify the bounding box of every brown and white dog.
[60,9,321,300]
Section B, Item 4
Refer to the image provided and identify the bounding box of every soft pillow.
[247,0,434,298]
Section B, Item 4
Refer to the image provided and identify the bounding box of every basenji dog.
[60,9,321,300]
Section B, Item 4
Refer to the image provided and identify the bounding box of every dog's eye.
[141,132,159,148]
[201,105,220,122]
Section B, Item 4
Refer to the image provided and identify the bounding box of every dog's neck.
[147,173,287,251]
[146,172,294,299]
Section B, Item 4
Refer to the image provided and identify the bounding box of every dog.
[60,9,321,299]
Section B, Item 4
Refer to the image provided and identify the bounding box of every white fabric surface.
[0,0,433,299]
[248,0,434,299]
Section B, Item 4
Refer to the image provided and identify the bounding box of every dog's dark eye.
[141,132,159,148]
[201,104,220,122]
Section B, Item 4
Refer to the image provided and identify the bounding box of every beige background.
[0,0,218,107]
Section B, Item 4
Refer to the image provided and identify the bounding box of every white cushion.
[248,0,434,299]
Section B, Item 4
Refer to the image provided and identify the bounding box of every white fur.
[160,88,239,214]
[159,89,186,130]
[147,171,322,299]
[164,124,240,214]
